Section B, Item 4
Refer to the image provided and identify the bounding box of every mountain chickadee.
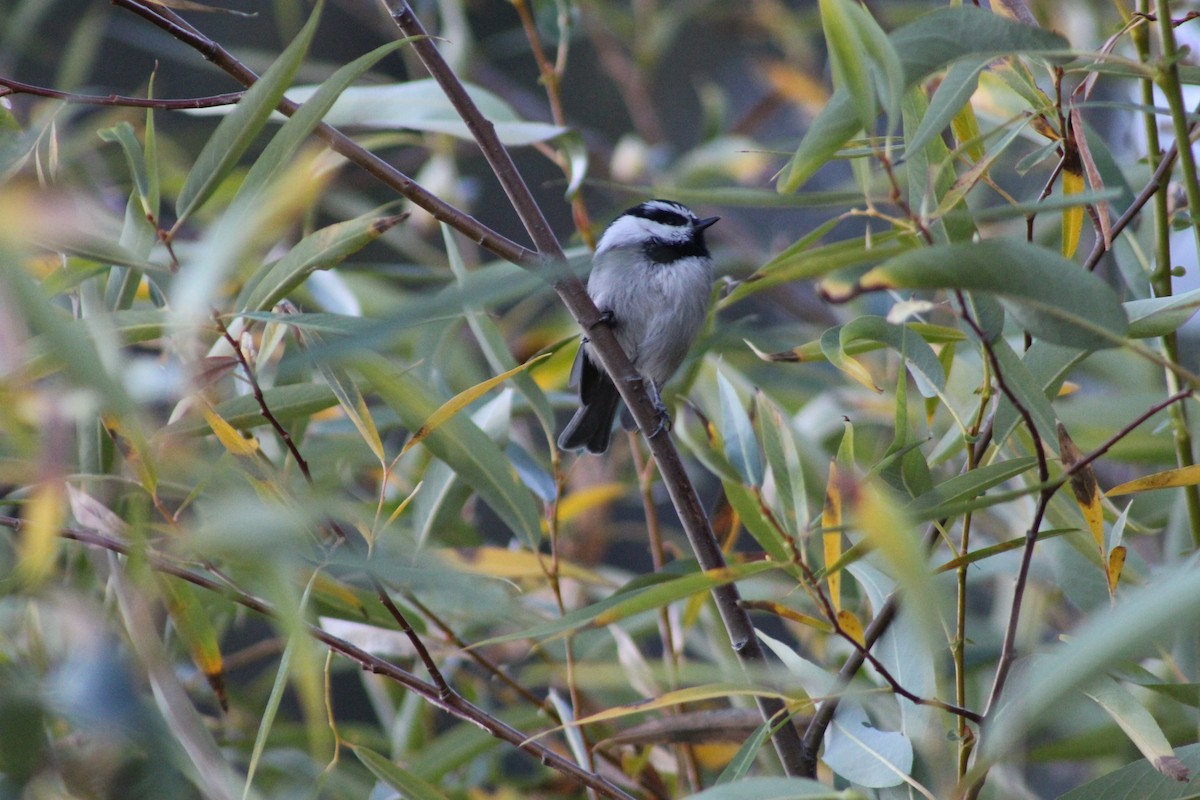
[558,200,718,453]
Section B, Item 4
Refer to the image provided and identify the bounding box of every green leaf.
[722,481,792,565]
[235,39,413,209]
[350,744,450,800]
[907,457,1040,518]
[824,698,913,788]
[1126,288,1200,338]
[905,57,989,160]
[779,6,1067,191]
[754,391,808,538]
[840,316,945,397]
[993,341,1086,449]
[357,354,544,548]
[163,383,339,437]
[717,371,762,486]
[990,337,1060,447]
[821,0,875,133]
[1082,676,1186,782]
[237,214,405,313]
[859,240,1128,350]
[187,79,569,146]
[727,227,915,307]
[175,0,323,226]
[1056,743,1200,799]
[98,122,151,215]
[482,560,779,644]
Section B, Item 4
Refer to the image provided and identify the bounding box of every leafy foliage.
[2,1,1200,799]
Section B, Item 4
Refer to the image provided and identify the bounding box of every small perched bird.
[558,200,718,454]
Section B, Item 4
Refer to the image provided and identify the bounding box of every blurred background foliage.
[3,0,1200,799]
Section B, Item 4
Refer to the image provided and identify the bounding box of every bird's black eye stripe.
[644,236,709,264]
[626,203,691,228]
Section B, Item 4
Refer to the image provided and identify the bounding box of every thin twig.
[0,76,242,108]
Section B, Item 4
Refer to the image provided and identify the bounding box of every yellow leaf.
[1107,464,1200,497]
[951,100,985,162]
[402,353,550,454]
[837,609,864,647]
[438,547,611,586]
[381,480,422,531]
[1058,423,1104,552]
[558,483,626,524]
[158,575,227,709]
[1061,165,1085,259]
[742,600,834,633]
[571,683,797,727]
[1107,545,1126,596]
[19,482,64,584]
[201,402,260,456]
[823,459,843,612]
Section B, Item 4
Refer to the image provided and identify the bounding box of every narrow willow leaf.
[351,744,450,800]
[98,122,151,215]
[572,683,793,727]
[1082,677,1189,782]
[19,481,64,585]
[1056,742,1200,799]
[984,565,1200,765]
[236,38,414,207]
[1061,161,1085,259]
[856,240,1128,350]
[1107,464,1200,497]
[163,384,338,437]
[755,391,807,537]
[728,226,912,306]
[187,79,569,146]
[825,699,914,789]
[238,214,405,313]
[1058,423,1104,553]
[1125,288,1200,338]
[294,326,385,464]
[1107,546,1127,595]
[481,560,779,644]
[175,0,323,226]
[717,371,763,486]
[557,484,626,525]
[357,355,543,548]
[722,481,793,565]
[907,457,1039,517]
[904,57,989,160]
[441,224,557,439]
[402,354,550,455]
[840,316,945,397]
[822,459,844,612]
[714,721,775,785]
[201,402,260,457]
[157,576,226,710]
[820,0,875,133]
[820,326,879,392]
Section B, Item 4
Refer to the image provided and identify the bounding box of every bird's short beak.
[695,216,720,231]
